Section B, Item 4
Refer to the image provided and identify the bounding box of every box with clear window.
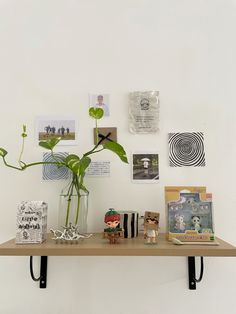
[165,186,214,242]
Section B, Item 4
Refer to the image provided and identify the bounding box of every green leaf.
[39,137,61,150]
[65,154,80,174]
[65,155,91,175]
[21,125,27,138]
[65,154,80,165]
[38,141,51,150]
[0,148,8,157]
[79,156,91,174]
[103,142,128,163]
[89,107,104,119]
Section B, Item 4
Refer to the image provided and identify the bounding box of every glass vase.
[58,187,89,234]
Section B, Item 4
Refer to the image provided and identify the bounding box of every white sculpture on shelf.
[50,223,92,244]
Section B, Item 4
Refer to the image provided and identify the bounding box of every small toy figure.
[187,197,199,212]
[103,208,124,244]
[174,214,186,232]
[144,211,160,244]
[191,215,201,232]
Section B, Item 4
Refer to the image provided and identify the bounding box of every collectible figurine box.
[165,186,215,242]
[16,201,47,244]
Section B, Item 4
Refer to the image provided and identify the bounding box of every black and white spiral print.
[168,132,206,167]
[43,152,69,180]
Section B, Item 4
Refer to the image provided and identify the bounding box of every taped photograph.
[132,152,159,183]
[35,116,78,146]
[89,93,110,117]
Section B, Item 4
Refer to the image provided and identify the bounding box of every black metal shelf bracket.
[30,256,48,288]
[28,255,204,290]
[188,256,204,290]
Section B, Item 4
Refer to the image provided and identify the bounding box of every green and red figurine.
[103,208,124,244]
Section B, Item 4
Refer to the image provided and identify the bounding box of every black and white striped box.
[118,211,139,238]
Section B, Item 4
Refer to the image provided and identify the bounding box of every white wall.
[0,0,235,313]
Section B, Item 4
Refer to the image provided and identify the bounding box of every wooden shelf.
[1,233,235,290]
[0,233,235,257]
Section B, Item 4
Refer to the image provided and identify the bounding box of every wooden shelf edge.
[0,233,235,257]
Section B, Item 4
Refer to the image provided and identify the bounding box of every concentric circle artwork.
[168,132,206,167]
[43,152,69,180]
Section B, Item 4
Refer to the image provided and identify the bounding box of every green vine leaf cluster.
[0,107,128,228]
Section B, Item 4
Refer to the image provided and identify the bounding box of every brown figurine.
[103,208,124,244]
[144,211,160,244]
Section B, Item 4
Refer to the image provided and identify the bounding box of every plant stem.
[65,197,71,227]
[24,161,65,169]
[84,147,105,157]
[75,193,81,226]
[83,137,106,157]
[74,174,81,226]
[18,135,25,167]
[3,157,65,171]
[95,119,99,145]
[65,180,74,227]
[3,157,23,170]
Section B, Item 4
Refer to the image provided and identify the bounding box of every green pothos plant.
[0,108,128,228]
